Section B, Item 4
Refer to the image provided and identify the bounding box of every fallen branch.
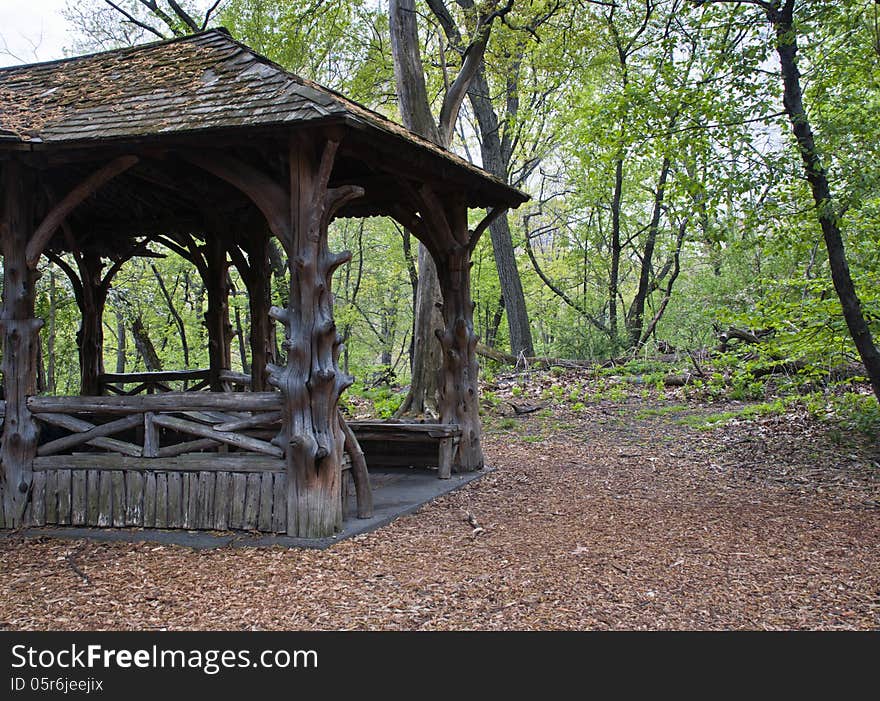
[66,551,91,586]
[476,343,593,369]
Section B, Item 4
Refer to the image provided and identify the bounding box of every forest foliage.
[12,0,880,425]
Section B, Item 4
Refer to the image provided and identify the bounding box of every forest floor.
[1,368,879,630]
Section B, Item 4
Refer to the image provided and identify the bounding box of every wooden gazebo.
[0,29,526,537]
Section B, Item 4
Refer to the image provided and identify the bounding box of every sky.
[0,0,75,67]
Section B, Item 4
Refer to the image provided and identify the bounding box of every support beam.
[433,198,484,472]
[204,233,233,391]
[0,161,42,526]
[267,133,363,537]
[26,155,138,267]
[77,253,108,396]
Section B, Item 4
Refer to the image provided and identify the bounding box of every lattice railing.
[98,369,252,395]
[28,392,284,462]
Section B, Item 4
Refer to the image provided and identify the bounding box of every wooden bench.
[348,421,461,479]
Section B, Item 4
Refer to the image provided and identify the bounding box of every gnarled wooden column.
[394,188,488,474]
[229,230,275,392]
[204,233,233,391]
[434,201,483,473]
[0,161,41,526]
[267,134,363,537]
[77,253,107,396]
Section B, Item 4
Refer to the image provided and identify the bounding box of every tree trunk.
[151,263,189,370]
[131,316,162,372]
[115,305,126,391]
[246,231,274,392]
[389,0,447,415]
[467,69,534,357]
[772,3,880,401]
[204,234,232,391]
[0,160,41,527]
[77,254,108,396]
[435,204,483,472]
[47,269,57,394]
[403,246,443,415]
[626,155,671,347]
[267,134,362,537]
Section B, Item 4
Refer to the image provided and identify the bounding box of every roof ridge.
[0,27,231,74]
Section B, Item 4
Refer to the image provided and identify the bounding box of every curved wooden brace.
[181,151,290,241]
[338,411,373,519]
[26,155,139,267]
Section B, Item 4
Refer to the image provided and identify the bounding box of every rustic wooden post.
[204,233,233,392]
[77,253,108,396]
[434,200,483,473]
[0,161,42,526]
[244,231,274,392]
[267,133,363,537]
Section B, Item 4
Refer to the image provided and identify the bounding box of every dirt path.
[1,395,878,630]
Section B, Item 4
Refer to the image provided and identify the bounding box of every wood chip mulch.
[1,390,878,630]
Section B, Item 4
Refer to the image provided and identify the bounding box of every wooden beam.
[28,392,283,415]
[33,454,286,473]
[26,155,139,267]
[181,151,290,241]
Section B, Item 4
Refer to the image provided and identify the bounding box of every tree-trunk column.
[246,230,274,392]
[436,205,483,472]
[78,253,107,396]
[0,161,42,526]
[205,234,232,391]
[269,134,362,537]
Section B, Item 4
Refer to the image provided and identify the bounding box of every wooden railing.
[99,369,253,395]
[28,392,284,466]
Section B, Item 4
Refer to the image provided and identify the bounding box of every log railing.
[99,369,253,395]
[28,392,284,467]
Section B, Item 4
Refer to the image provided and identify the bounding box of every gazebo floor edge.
[0,468,488,550]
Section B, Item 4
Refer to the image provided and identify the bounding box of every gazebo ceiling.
[0,27,528,237]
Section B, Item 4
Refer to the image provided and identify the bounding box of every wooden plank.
[30,471,46,526]
[214,411,281,432]
[258,472,273,531]
[34,454,286,473]
[71,470,87,526]
[45,470,58,523]
[196,472,215,529]
[86,470,100,526]
[348,421,462,438]
[229,473,246,530]
[183,472,198,529]
[36,413,142,456]
[213,472,229,530]
[111,471,125,526]
[438,437,454,480]
[29,392,282,415]
[97,471,113,527]
[157,438,220,458]
[125,471,144,526]
[243,473,261,530]
[271,473,286,533]
[23,494,33,527]
[100,369,211,384]
[143,412,159,457]
[167,472,182,528]
[155,472,168,528]
[151,414,282,457]
[143,472,157,528]
[57,470,72,525]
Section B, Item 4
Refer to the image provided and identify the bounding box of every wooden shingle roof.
[0,28,526,207]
